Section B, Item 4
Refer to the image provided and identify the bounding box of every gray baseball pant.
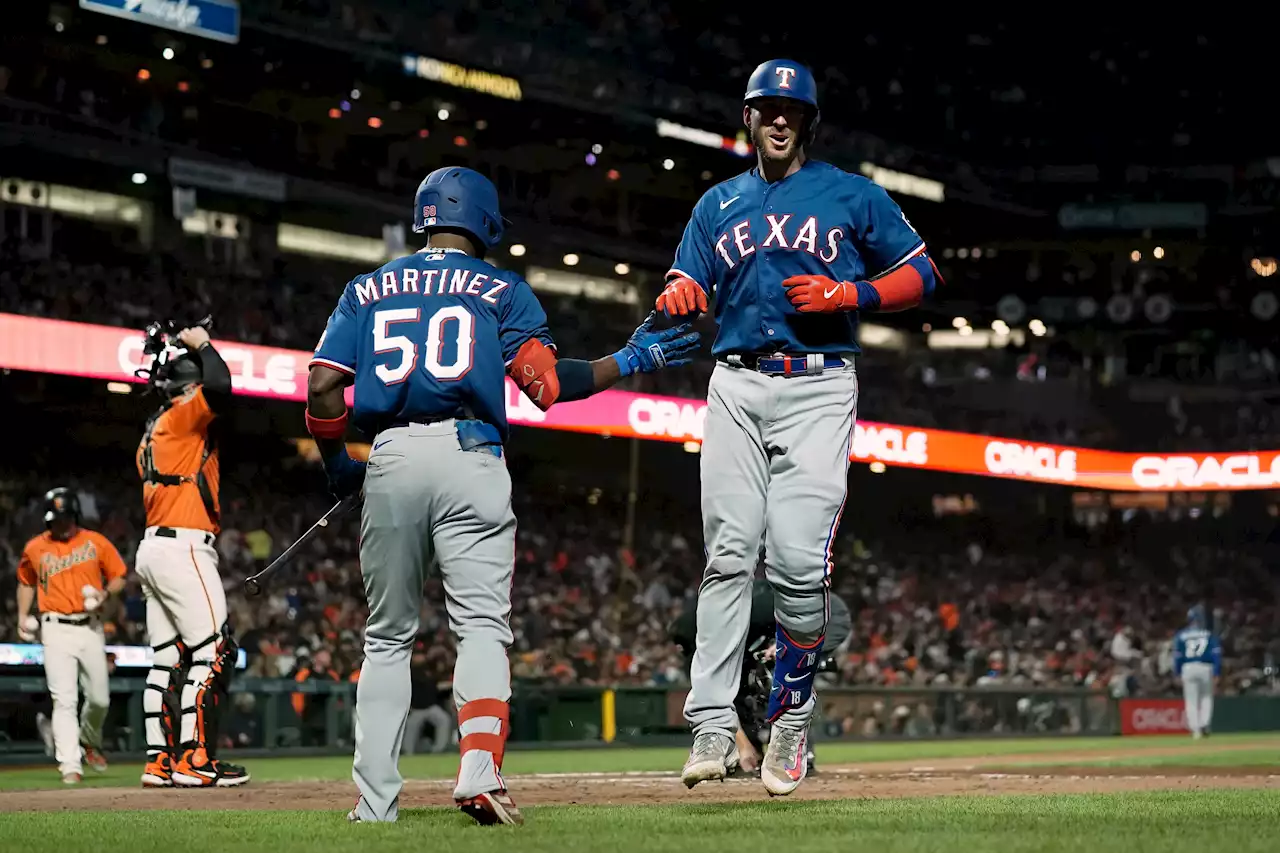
[685,360,857,736]
[351,421,516,822]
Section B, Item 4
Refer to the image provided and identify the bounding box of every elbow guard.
[508,338,560,411]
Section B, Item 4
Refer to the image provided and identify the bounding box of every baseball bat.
[243,493,361,596]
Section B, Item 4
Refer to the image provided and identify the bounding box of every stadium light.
[869,462,886,474]
[991,320,1009,335]
[1130,250,1142,262]
[614,263,630,276]
[592,143,603,155]
[162,47,175,61]
[509,244,526,257]
[1029,319,1047,336]
[952,316,967,329]
[958,324,974,337]
[1154,246,1165,259]
[437,108,450,120]
[106,382,132,395]
[131,173,147,185]
[350,88,361,100]
[563,253,580,267]
[662,158,675,171]
[683,441,701,454]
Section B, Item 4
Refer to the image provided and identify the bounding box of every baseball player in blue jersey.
[305,167,700,826]
[1173,604,1222,739]
[660,60,941,796]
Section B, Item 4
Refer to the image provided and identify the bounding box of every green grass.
[2,792,1279,853]
[2,733,1276,790]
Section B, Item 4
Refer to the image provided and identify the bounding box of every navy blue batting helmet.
[744,59,821,143]
[412,166,509,251]
[1187,604,1206,628]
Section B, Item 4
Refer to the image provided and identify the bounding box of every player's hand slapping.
[782,275,856,313]
[655,277,709,318]
[615,312,701,375]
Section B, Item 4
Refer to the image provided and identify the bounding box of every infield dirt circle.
[5,749,1278,814]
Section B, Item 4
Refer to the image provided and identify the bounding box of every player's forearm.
[306,367,352,459]
[106,577,126,597]
[556,357,622,402]
[197,342,233,406]
[855,254,941,313]
[16,584,34,620]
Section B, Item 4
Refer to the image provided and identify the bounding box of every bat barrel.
[244,576,263,597]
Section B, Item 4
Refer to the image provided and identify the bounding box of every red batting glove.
[783,275,857,313]
[655,277,709,317]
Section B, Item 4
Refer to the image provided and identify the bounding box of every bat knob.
[244,577,262,597]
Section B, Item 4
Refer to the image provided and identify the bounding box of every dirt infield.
[5,765,1278,814]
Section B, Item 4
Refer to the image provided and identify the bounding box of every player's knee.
[773,585,829,646]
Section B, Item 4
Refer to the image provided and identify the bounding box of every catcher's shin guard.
[143,637,186,757]
[179,625,238,753]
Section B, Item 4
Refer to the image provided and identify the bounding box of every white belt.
[145,526,216,544]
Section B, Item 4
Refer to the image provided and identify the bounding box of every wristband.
[306,409,349,440]
[612,350,635,379]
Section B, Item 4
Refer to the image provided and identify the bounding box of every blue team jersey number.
[374,305,475,384]
[1184,636,1209,658]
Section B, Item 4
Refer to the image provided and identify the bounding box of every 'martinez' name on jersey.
[311,248,553,440]
[351,266,512,305]
[669,160,926,357]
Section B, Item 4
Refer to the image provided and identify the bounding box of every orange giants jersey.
[136,385,221,533]
[18,529,128,615]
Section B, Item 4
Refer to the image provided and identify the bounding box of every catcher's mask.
[139,345,203,397]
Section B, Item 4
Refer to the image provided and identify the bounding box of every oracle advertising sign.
[3,313,1280,491]
[1119,699,1189,735]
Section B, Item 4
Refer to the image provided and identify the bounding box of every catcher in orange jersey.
[15,488,127,784]
[133,324,248,788]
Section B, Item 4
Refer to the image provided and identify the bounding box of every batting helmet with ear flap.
[744,59,821,145]
[412,166,511,250]
[44,487,81,528]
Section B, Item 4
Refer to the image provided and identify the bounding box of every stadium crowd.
[3,465,1277,704]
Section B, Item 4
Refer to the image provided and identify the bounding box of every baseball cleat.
[172,748,251,788]
[82,745,109,773]
[141,753,173,788]
[62,772,83,785]
[761,724,808,797]
[681,731,739,788]
[458,790,523,826]
[346,797,364,822]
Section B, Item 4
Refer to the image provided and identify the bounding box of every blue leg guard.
[766,627,825,723]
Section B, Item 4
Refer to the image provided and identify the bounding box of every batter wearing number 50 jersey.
[662,60,942,797]
[16,488,127,783]
[307,166,699,826]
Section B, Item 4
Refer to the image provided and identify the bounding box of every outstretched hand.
[618,312,702,375]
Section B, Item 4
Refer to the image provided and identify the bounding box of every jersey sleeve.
[498,278,555,365]
[667,195,716,292]
[165,386,215,434]
[17,545,37,586]
[1210,634,1223,676]
[309,280,361,375]
[856,182,928,275]
[95,534,128,582]
[1172,632,1185,675]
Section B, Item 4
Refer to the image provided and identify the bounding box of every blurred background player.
[1174,604,1222,739]
[133,325,248,788]
[660,59,940,796]
[14,487,127,783]
[306,166,700,825]
[669,578,852,775]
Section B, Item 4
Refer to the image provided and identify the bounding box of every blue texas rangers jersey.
[1173,628,1222,676]
[310,247,553,440]
[668,160,927,357]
